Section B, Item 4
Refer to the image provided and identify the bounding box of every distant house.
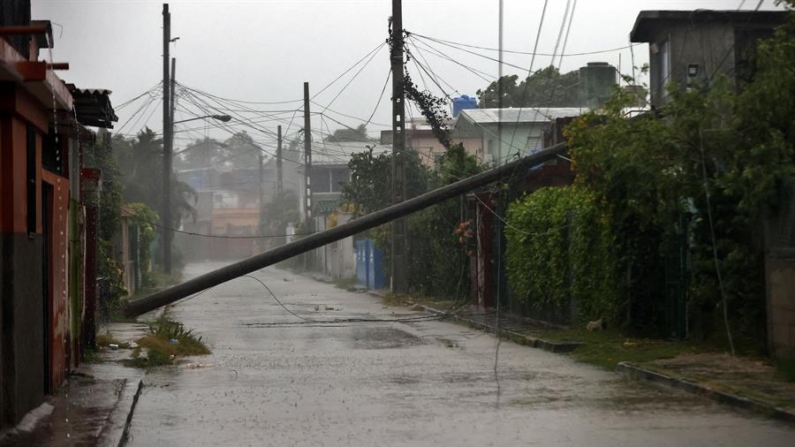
[115,206,141,296]
[454,108,585,166]
[381,117,483,168]
[176,166,275,260]
[630,10,788,108]
[301,140,390,218]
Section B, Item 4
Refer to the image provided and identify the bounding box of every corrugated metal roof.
[458,107,586,125]
[312,141,390,166]
[69,87,113,95]
[313,200,340,215]
[67,84,118,128]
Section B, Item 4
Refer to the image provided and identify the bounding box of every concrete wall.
[766,179,795,359]
[480,122,545,165]
[1,233,45,427]
[0,88,49,428]
[409,134,484,168]
[767,250,795,359]
[647,22,736,107]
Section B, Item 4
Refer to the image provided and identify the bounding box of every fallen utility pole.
[124,142,567,317]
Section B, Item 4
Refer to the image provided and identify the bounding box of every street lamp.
[173,114,232,125]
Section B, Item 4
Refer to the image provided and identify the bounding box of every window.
[330,168,348,193]
[219,172,233,188]
[42,129,64,176]
[526,135,541,152]
[656,39,671,101]
[310,169,331,193]
[26,125,37,235]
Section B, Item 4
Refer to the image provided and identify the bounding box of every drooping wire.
[409,31,641,58]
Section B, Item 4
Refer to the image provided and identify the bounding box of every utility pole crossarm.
[124,143,567,317]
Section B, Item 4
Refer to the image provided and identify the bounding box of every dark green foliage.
[477,66,581,108]
[125,202,159,289]
[340,145,429,217]
[112,128,198,231]
[341,142,480,300]
[83,130,126,321]
[556,7,795,349]
[506,187,617,324]
[403,73,452,149]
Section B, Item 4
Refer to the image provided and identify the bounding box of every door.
[42,182,53,394]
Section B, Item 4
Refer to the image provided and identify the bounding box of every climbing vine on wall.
[506,187,617,323]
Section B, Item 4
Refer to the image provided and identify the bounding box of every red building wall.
[42,169,70,390]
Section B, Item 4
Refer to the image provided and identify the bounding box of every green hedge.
[505,186,618,323]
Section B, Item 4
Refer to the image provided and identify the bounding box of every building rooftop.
[630,10,789,42]
[457,107,586,126]
[68,85,118,129]
[312,140,391,166]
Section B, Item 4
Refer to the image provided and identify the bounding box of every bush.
[506,187,618,324]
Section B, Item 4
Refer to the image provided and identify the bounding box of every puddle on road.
[351,327,425,349]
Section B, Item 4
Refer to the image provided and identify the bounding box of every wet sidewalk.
[0,323,147,447]
[405,297,795,423]
[619,353,795,422]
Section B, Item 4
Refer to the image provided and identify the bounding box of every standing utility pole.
[162,3,173,274]
[390,0,407,294]
[276,125,283,200]
[303,82,312,223]
[258,148,265,252]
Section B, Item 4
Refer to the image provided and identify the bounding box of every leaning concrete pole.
[124,143,568,317]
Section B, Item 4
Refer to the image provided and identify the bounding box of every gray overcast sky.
[32,0,781,154]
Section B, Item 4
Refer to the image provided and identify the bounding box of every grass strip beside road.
[535,328,705,370]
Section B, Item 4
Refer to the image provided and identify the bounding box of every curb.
[118,379,144,447]
[616,362,795,424]
[418,305,582,354]
[99,378,144,447]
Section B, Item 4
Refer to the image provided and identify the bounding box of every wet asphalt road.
[127,263,795,446]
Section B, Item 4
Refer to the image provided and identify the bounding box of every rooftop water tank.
[453,95,478,117]
[579,62,617,109]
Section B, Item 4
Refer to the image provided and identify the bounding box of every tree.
[477,66,581,108]
[324,124,370,143]
[83,129,126,317]
[260,189,300,250]
[112,128,198,230]
[559,6,795,346]
[178,137,227,170]
[224,131,261,168]
[340,145,429,217]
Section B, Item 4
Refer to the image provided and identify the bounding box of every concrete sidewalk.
[0,323,147,447]
[618,354,795,423]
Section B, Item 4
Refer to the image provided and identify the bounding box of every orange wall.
[0,82,71,389]
[410,135,484,168]
[0,84,50,235]
[42,170,70,388]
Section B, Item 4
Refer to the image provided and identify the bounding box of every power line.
[318,43,385,115]
[409,30,642,58]
[410,37,495,83]
[312,41,386,99]
[159,222,317,239]
[407,40,463,97]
